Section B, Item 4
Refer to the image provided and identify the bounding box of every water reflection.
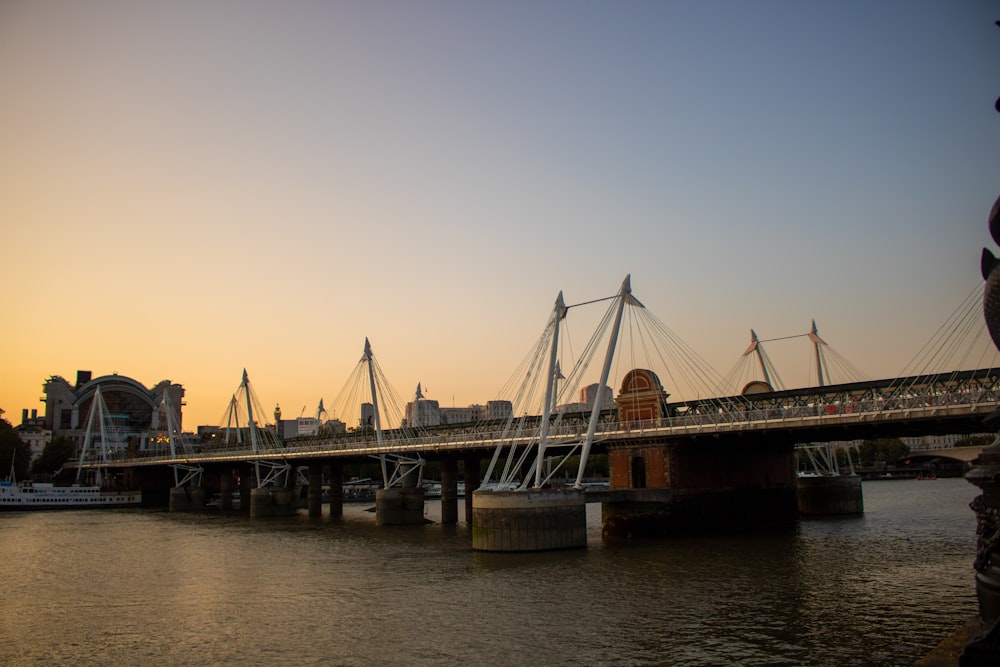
[0,478,980,666]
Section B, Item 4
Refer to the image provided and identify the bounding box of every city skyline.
[2,2,999,428]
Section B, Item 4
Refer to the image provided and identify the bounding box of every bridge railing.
[86,372,1000,466]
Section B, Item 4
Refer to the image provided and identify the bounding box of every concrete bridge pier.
[249,487,272,517]
[133,466,174,508]
[602,439,799,538]
[328,462,343,518]
[216,469,234,510]
[797,475,863,515]
[463,453,481,526]
[440,455,458,525]
[601,489,673,539]
[289,470,305,510]
[375,487,426,525]
[307,465,322,518]
[248,464,296,518]
[471,488,587,552]
[249,485,296,517]
[273,484,295,512]
[168,484,205,512]
[239,468,252,513]
[375,458,426,525]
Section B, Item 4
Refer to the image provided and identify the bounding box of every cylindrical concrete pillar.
[271,486,293,511]
[307,466,323,518]
[289,466,306,510]
[328,461,343,518]
[472,488,587,552]
[463,453,481,526]
[239,468,252,513]
[440,455,458,525]
[375,487,426,525]
[249,486,272,517]
[217,469,233,510]
[797,475,863,515]
[168,485,205,512]
[249,486,296,517]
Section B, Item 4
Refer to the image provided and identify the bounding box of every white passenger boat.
[0,385,142,510]
[0,479,141,510]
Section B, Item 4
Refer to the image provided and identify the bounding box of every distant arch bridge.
[904,444,991,465]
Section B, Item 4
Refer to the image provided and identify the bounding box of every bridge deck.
[87,387,1000,469]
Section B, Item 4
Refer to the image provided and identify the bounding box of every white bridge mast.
[574,274,636,489]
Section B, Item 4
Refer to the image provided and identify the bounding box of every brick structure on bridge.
[604,369,798,538]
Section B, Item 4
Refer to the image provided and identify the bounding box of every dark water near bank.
[0,478,981,666]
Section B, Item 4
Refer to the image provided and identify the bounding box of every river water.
[0,478,983,666]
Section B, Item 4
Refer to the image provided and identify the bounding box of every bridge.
[72,275,1000,549]
[100,367,1000,466]
[906,444,992,465]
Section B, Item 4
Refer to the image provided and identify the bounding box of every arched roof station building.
[43,370,185,445]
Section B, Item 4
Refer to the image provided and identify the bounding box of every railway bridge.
[72,276,1000,550]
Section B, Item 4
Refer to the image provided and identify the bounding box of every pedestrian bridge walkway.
[110,366,1000,467]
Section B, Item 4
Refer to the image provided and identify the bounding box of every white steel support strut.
[236,369,290,488]
[574,274,637,489]
[361,338,424,488]
[243,369,263,486]
[809,320,830,387]
[534,291,567,487]
[745,330,774,389]
[363,338,390,486]
[163,391,202,488]
[78,385,111,486]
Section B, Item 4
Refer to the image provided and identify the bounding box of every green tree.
[0,410,31,481]
[858,438,910,467]
[30,436,78,478]
[836,447,857,469]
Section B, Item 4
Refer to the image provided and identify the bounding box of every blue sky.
[1,1,998,427]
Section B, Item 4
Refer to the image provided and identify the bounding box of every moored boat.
[0,479,141,510]
[0,384,143,511]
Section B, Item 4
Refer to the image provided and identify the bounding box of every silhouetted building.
[42,370,185,449]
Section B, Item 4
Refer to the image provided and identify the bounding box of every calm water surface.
[0,478,982,666]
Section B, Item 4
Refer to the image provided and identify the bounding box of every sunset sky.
[2,2,999,429]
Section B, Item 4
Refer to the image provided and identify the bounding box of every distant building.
[440,404,482,424]
[901,433,992,450]
[275,418,296,439]
[485,400,513,421]
[360,403,375,430]
[404,384,442,428]
[323,419,347,435]
[295,417,321,437]
[42,370,185,451]
[402,384,513,428]
[558,383,615,415]
[580,383,616,411]
[15,409,50,463]
[197,425,220,439]
[276,416,343,439]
